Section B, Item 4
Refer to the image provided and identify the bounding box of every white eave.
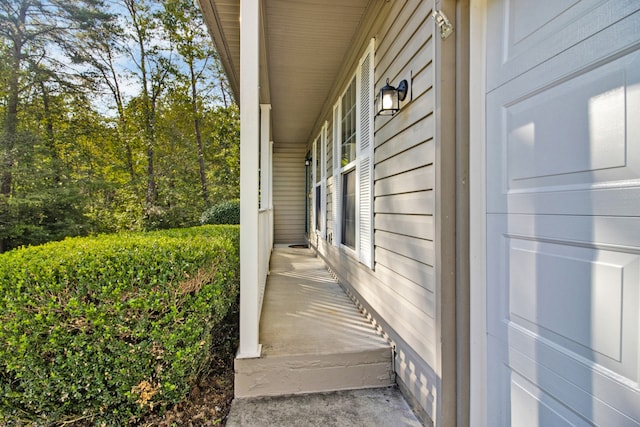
[198,0,380,145]
[198,0,241,101]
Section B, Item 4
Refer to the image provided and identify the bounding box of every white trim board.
[469,0,487,425]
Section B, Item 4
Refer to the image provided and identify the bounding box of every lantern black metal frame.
[375,78,408,116]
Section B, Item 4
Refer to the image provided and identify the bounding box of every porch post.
[269,141,273,210]
[238,0,261,359]
[269,140,274,246]
[260,104,271,210]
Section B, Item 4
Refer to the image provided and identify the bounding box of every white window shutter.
[332,102,341,246]
[311,138,316,235]
[357,40,374,268]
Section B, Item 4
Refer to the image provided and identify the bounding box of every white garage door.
[485,1,640,425]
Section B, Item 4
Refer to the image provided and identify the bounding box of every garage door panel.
[486,1,640,424]
[488,213,640,424]
[487,48,640,215]
[487,0,640,90]
[508,239,636,370]
[489,214,640,377]
[508,338,640,426]
[487,334,512,427]
[486,215,510,341]
[510,369,590,427]
[503,214,640,249]
[490,331,640,427]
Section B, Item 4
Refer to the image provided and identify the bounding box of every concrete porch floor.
[235,246,394,397]
[230,246,422,426]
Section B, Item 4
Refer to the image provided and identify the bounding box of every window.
[341,168,356,248]
[341,78,357,167]
[315,134,322,184]
[332,39,374,268]
[315,186,322,232]
[339,77,357,248]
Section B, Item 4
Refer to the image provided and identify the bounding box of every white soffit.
[199,0,371,145]
[198,0,241,101]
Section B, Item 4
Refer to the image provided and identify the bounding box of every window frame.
[331,39,375,266]
[338,76,358,251]
[312,125,327,238]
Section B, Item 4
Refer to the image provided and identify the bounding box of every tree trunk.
[108,50,136,182]
[134,9,157,208]
[146,144,157,206]
[39,80,61,184]
[190,61,208,204]
[2,40,21,196]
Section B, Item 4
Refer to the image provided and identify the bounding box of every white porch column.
[269,140,273,210]
[269,140,274,246]
[238,0,261,359]
[260,104,271,210]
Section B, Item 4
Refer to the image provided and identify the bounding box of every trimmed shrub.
[200,199,240,225]
[0,225,239,425]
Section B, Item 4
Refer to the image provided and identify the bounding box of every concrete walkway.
[230,246,423,426]
[225,386,422,427]
[235,246,393,397]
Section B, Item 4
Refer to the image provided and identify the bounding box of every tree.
[205,104,239,204]
[70,15,138,182]
[122,0,174,215]
[161,0,216,205]
[0,0,108,195]
[0,0,109,251]
[0,0,239,250]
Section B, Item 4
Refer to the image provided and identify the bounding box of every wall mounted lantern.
[304,157,311,166]
[375,78,408,116]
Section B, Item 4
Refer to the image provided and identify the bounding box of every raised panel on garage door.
[485,1,640,426]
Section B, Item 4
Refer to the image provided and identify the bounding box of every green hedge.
[0,225,239,425]
[200,199,240,225]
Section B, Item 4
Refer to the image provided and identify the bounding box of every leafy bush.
[0,188,88,252]
[200,199,240,225]
[0,225,239,425]
[142,204,200,232]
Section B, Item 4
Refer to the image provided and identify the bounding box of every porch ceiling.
[198,0,372,144]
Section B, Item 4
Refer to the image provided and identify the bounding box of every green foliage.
[200,199,240,225]
[0,1,240,252]
[206,105,240,204]
[0,186,88,252]
[0,225,239,425]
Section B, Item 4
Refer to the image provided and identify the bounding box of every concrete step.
[235,347,394,397]
[234,247,394,398]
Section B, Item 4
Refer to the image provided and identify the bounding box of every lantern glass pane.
[382,91,394,110]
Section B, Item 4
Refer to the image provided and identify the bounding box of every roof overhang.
[198,0,241,101]
[198,0,381,145]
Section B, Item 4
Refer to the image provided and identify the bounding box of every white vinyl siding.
[371,0,436,352]
[371,0,438,392]
[315,1,443,421]
[273,142,307,244]
[323,0,440,420]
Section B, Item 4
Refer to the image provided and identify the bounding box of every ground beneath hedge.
[138,301,239,427]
